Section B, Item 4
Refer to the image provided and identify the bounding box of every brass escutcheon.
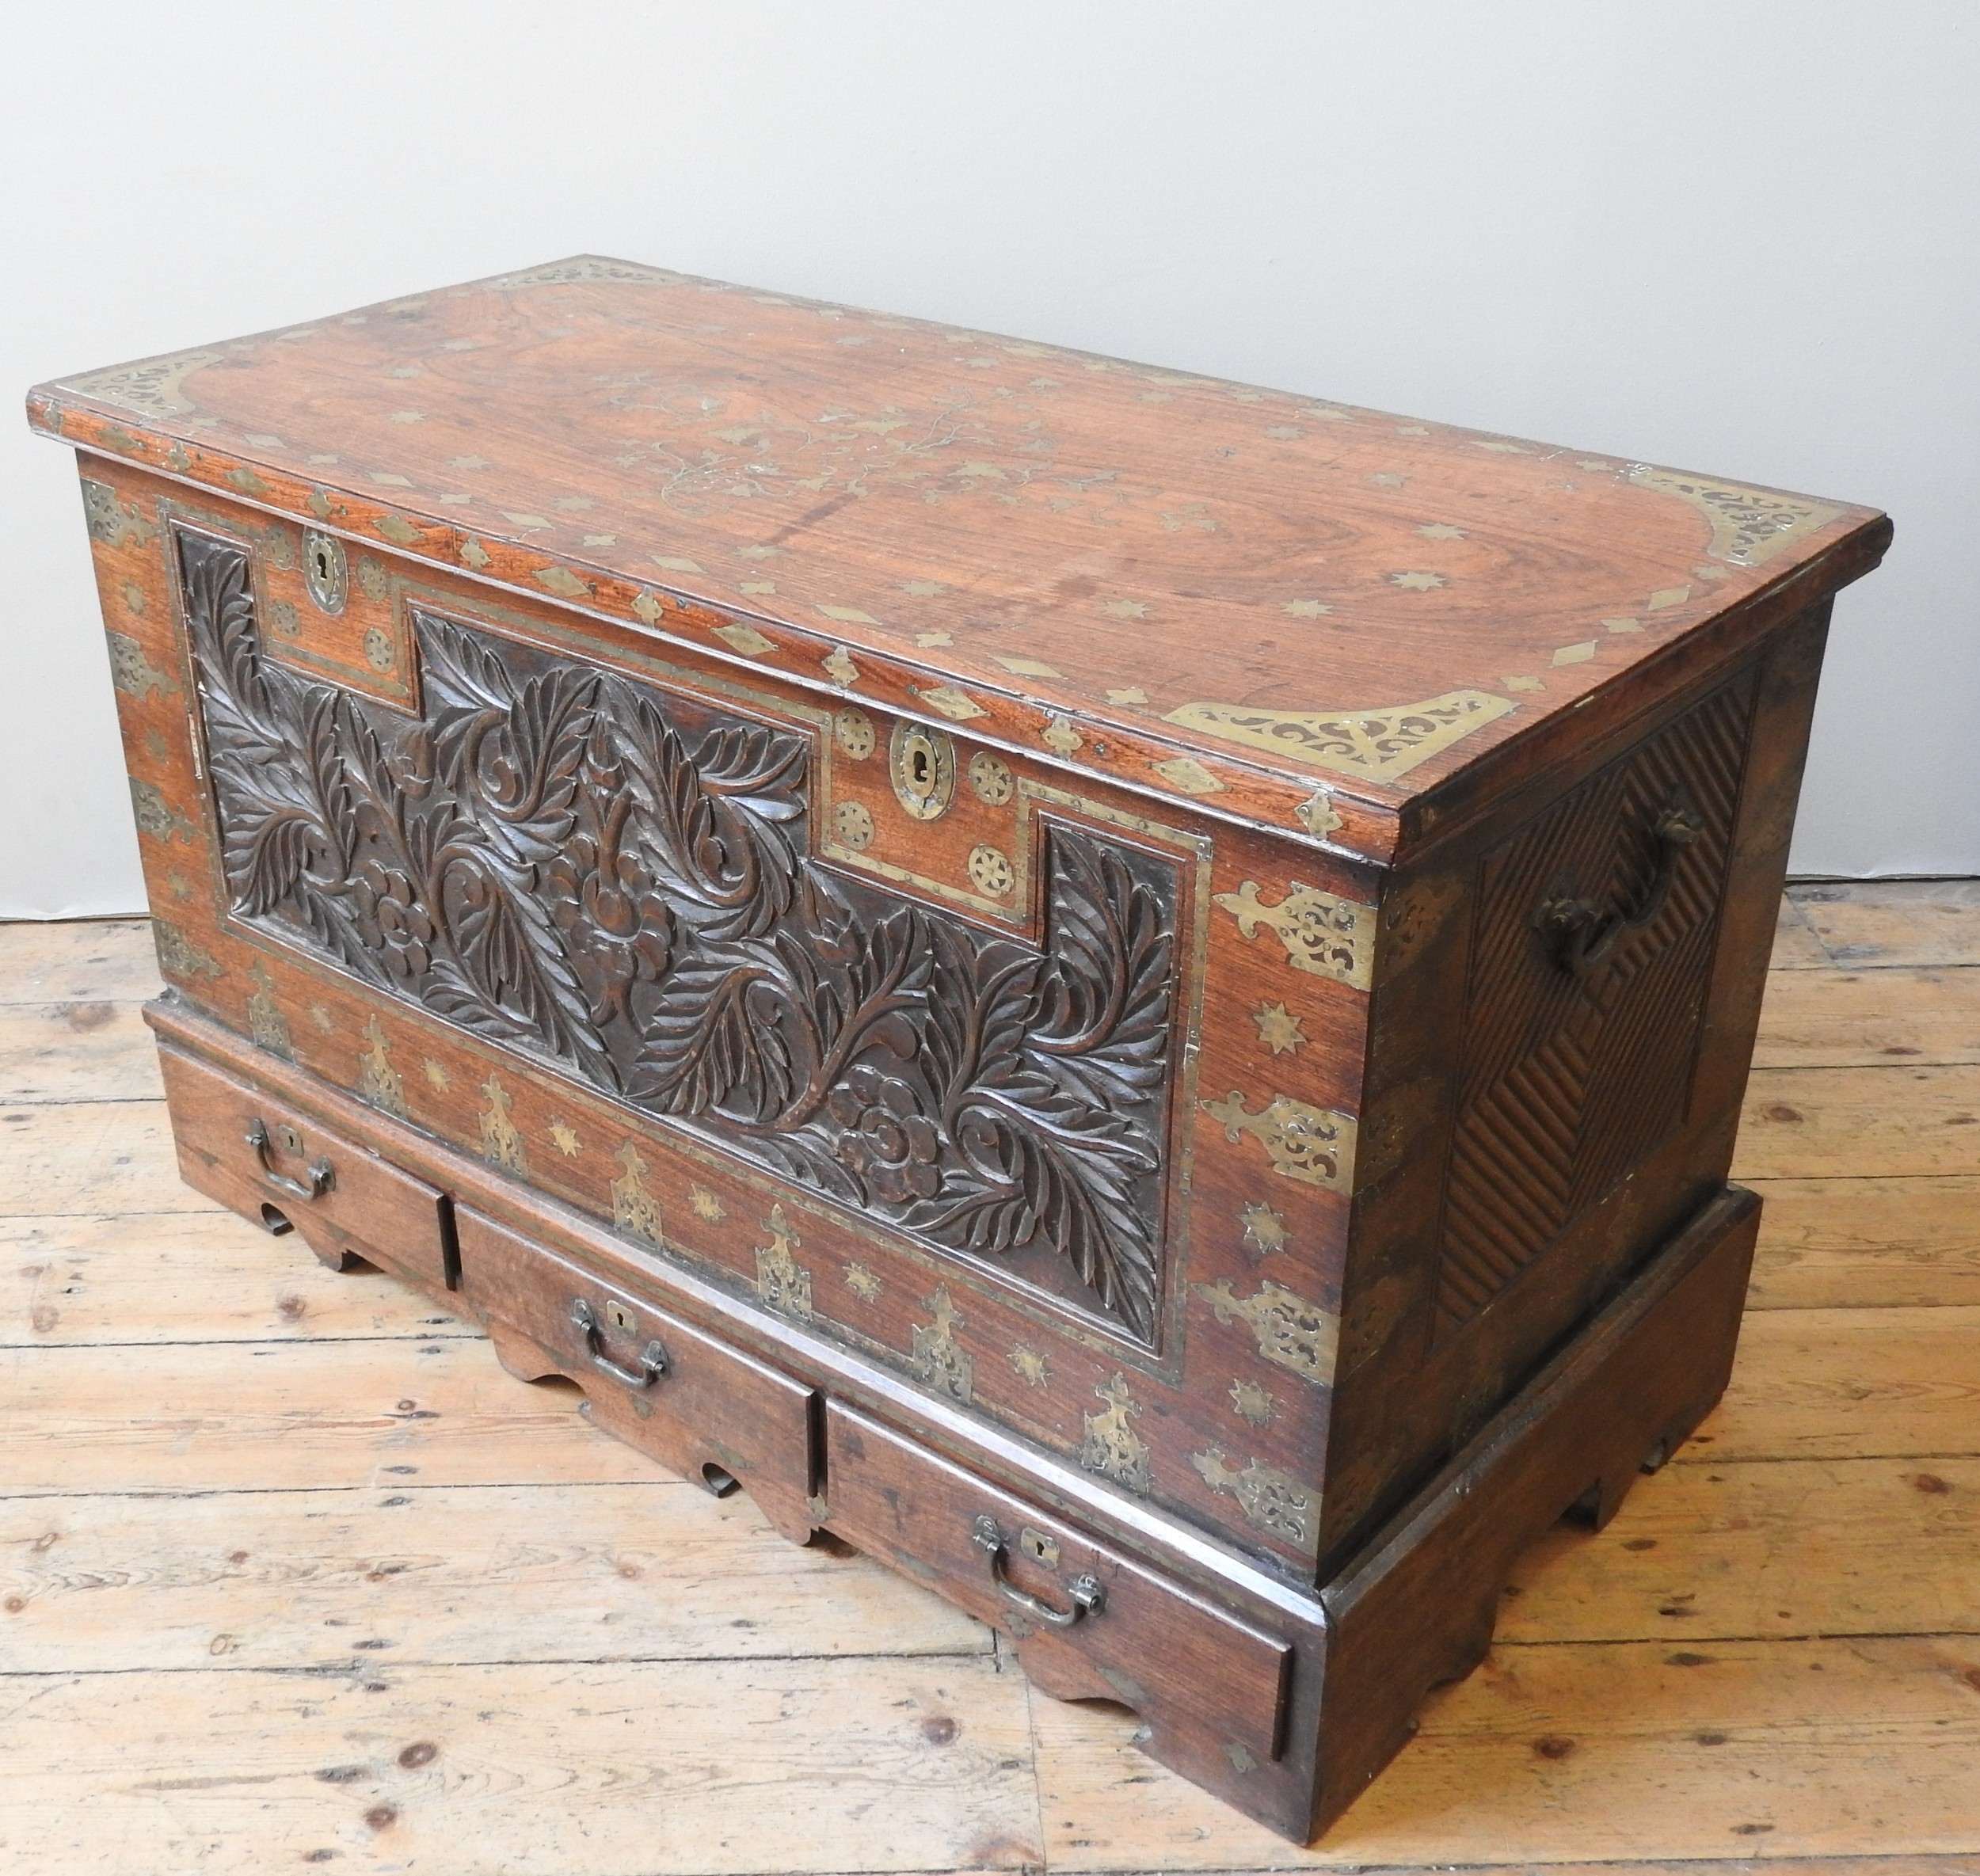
[889,719,956,821]
[301,529,348,615]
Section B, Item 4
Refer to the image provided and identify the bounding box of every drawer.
[456,1207,819,1537]
[824,1402,1293,1772]
[158,1041,450,1295]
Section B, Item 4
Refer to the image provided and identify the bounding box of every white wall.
[4,2,1974,916]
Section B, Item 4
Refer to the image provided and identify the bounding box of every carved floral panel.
[176,527,1178,1343]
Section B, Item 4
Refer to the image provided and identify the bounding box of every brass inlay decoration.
[246,961,291,1060]
[1239,1202,1289,1257]
[1251,1000,1306,1058]
[713,622,774,657]
[1190,1448,1319,1557]
[689,1184,725,1223]
[153,919,219,980]
[755,1204,813,1320]
[611,1140,664,1246]
[833,800,876,851]
[356,556,390,601]
[1167,690,1517,782]
[1202,1090,1357,1193]
[487,257,692,290]
[1080,1373,1152,1494]
[129,778,197,847]
[822,646,861,687]
[1295,789,1343,838]
[422,1059,451,1091]
[363,626,396,673]
[301,531,348,615]
[358,1015,407,1117]
[1042,713,1083,757]
[968,843,1015,897]
[1628,465,1844,568]
[66,348,222,418]
[1214,880,1376,991]
[1152,755,1224,797]
[917,684,987,721]
[105,632,177,701]
[478,1075,527,1174]
[1196,1277,1339,1386]
[1011,1346,1050,1387]
[1229,1379,1275,1427]
[968,751,1014,805]
[889,719,956,821]
[834,707,876,759]
[82,480,157,550]
[909,1285,973,1405]
[550,1121,582,1156]
[843,1263,882,1301]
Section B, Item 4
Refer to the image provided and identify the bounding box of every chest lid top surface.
[29,255,1887,865]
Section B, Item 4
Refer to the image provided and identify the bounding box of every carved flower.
[350,860,434,980]
[546,835,673,1025]
[829,1063,942,1204]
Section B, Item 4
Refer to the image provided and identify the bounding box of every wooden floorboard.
[2,893,1976,1873]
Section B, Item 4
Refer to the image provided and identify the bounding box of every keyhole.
[911,748,930,786]
[314,546,331,581]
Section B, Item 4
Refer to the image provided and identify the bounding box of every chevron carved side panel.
[1434,673,1758,1337]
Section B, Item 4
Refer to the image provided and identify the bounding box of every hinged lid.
[28,255,1888,866]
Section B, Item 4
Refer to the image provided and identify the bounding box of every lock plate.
[301,530,348,615]
[889,719,956,821]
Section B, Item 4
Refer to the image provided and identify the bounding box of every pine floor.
[2,880,1978,1875]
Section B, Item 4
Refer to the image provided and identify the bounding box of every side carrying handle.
[972,1514,1105,1629]
[1536,797,1704,979]
[244,1117,333,1201]
[569,1296,669,1389]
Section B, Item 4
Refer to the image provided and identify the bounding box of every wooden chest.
[29,257,1889,1841]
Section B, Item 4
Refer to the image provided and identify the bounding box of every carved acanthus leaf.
[177,527,1177,1343]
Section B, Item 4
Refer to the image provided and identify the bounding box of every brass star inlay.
[1390,570,1446,592]
[1230,1379,1276,1427]
[689,1184,725,1223]
[550,1121,582,1157]
[1102,598,1148,619]
[1282,599,1333,618]
[1240,1203,1289,1256]
[1106,686,1149,706]
[1252,1000,1307,1057]
[422,1058,451,1090]
[1418,523,1466,541]
[1011,1347,1051,1387]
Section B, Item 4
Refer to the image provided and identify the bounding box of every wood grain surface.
[1,895,1975,1872]
[27,260,1889,860]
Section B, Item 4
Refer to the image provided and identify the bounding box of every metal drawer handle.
[244,1117,334,1201]
[972,1514,1105,1629]
[1536,797,1704,979]
[569,1296,669,1389]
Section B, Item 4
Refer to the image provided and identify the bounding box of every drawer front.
[158,1041,449,1293]
[456,1206,818,1532]
[824,1402,1292,1771]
